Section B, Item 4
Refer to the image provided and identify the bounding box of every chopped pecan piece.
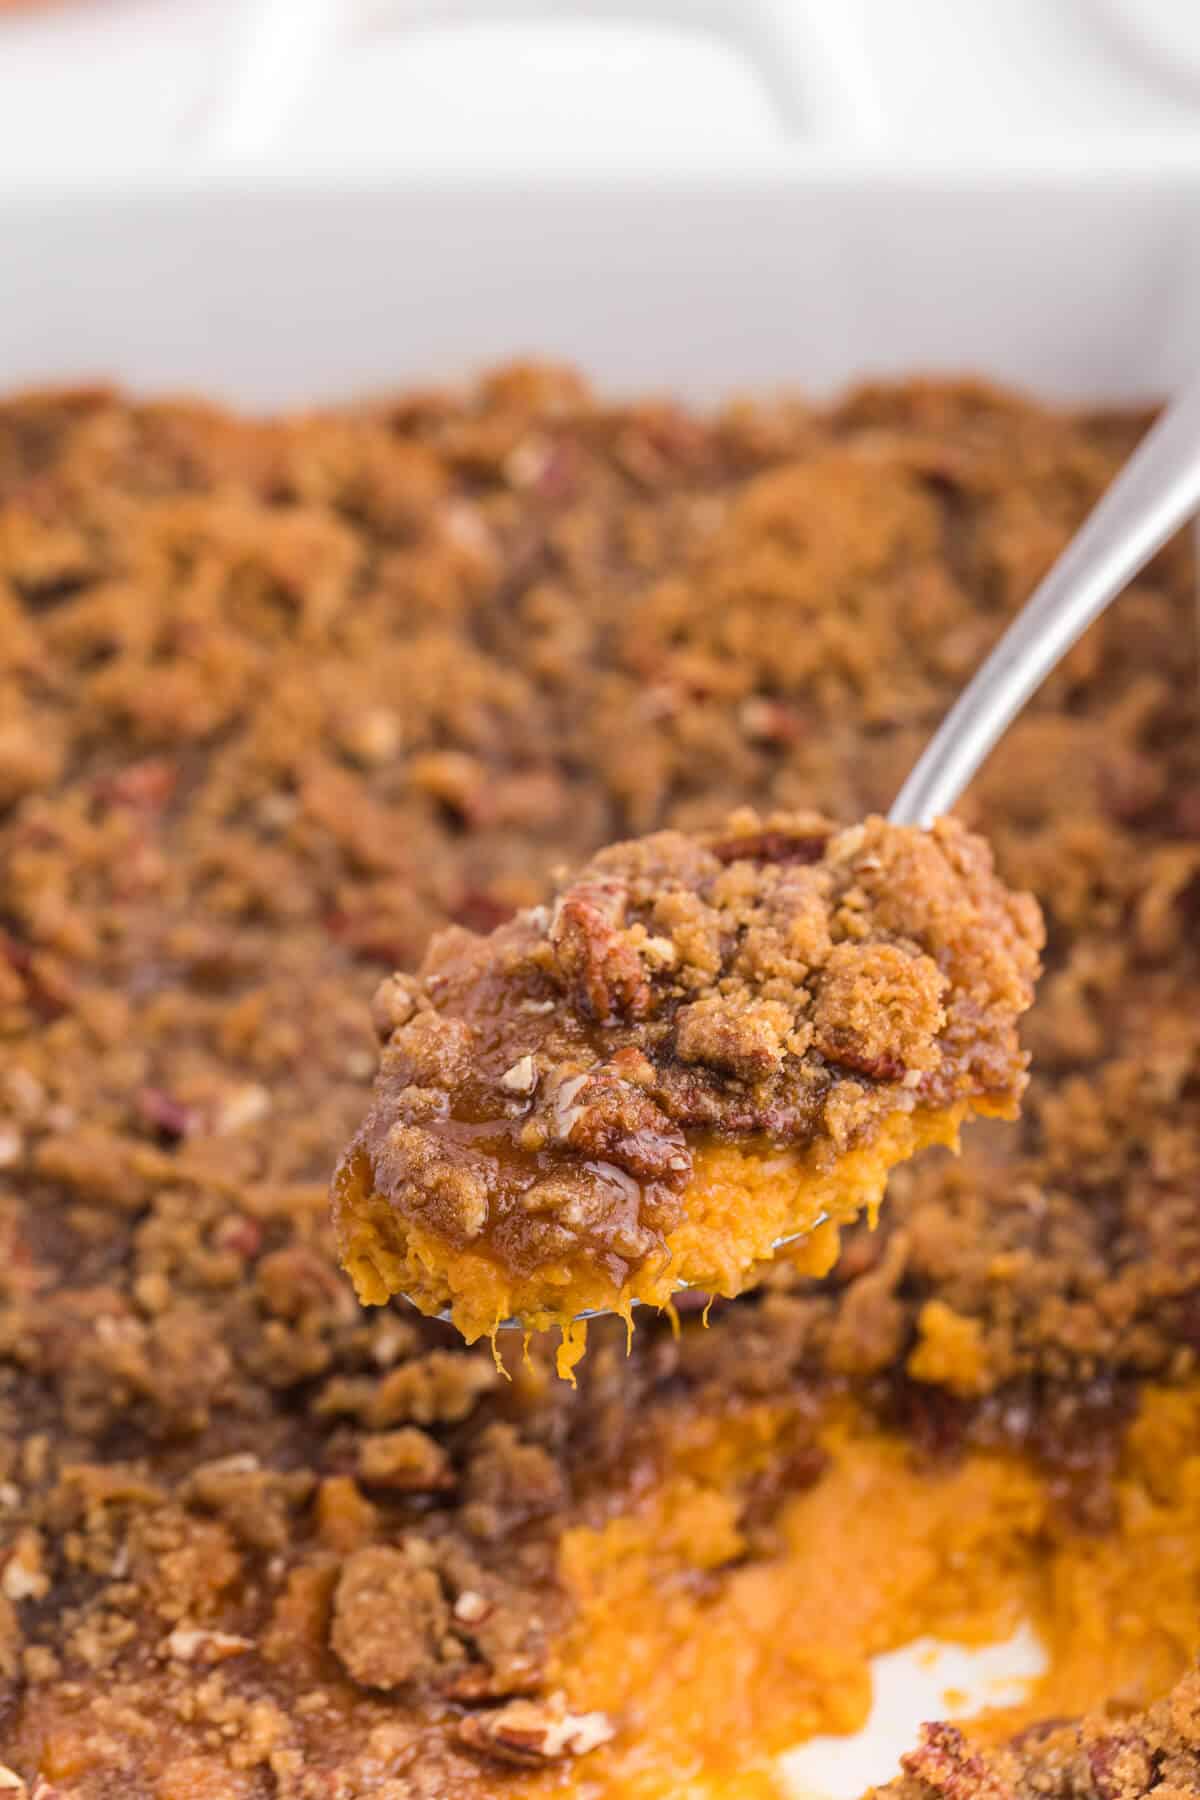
[457,1692,614,1765]
[900,1721,1016,1799]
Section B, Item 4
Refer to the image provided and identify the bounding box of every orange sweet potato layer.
[503,1387,1200,1800]
[339,1103,970,1370]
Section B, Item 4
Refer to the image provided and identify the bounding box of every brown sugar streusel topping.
[0,368,1199,1793]
[337,810,1039,1306]
[871,1663,1200,1800]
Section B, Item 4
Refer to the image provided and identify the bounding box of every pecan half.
[457,1691,614,1765]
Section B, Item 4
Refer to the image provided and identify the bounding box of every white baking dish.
[3,3,1198,1793]
[5,161,1200,411]
[4,0,1200,407]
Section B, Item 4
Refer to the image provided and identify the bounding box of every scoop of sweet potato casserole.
[334,810,1041,1352]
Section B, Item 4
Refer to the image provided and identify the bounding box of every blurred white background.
[4,0,1200,173]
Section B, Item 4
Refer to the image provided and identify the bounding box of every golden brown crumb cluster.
[0,369,1198,1793]
[337,810,1039,1312]
[873,1665,1200,1799]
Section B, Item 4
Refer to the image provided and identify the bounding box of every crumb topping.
[873,1665,1200,1799]
[0,369,1197,1793]
[336,811,1040,1308]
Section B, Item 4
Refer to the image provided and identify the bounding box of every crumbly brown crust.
[0,369,1198,1793]
[337,811,1039,1309]
[871,1665,1200,1799]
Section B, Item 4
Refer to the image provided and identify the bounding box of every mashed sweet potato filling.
[337,1103,972,1364]
[501,1387,1200,1800]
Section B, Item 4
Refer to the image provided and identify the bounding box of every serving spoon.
[890,376,1200,828]
[425,377,1200,1330]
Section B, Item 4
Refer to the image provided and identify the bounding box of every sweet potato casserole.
[1,368,1199,1798]
[335,810,1040,1355]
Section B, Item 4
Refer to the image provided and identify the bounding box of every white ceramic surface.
[784,1628,1047,1797]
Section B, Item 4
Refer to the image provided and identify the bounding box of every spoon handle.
[891,378,1200,828]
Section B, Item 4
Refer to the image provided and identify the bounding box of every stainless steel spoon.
[430,378,1200,1331]
[890,376,1200,828]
